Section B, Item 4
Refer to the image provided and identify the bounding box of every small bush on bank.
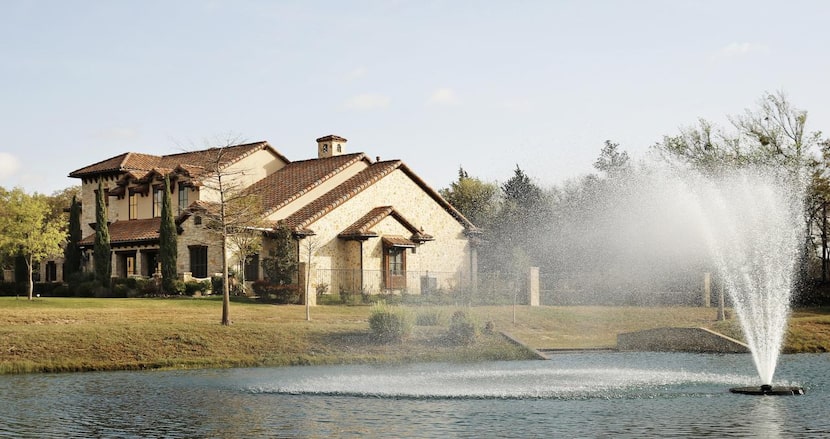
[447,310,478,345]
[368,302,413,343]
[415,309,443,326]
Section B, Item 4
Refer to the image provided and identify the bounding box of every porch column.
[110,251,117,281]
[135,249,143,277]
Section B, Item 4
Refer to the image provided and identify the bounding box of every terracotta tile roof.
[339,206,394,238]
[69,141,281,179]
[79,218,161,246]
[339,206,433,242]
[245,153,368,215]
[281,160,477,234]
[316,134,347,143]
[382,235,417,248]
[280,160,403,232]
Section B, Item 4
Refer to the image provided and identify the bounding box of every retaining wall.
[617,327,749,353]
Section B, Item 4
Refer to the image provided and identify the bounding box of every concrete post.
[702,272,711,307]
[470,247,478,296]
[717,281,726,321]
[528,267,540,306]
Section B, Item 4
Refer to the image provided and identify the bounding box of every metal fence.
[311,268,465,297]
[310,267,713,306]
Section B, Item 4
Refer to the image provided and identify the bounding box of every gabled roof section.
[280,160,477,234]
[339,206,433,242]
[245,153,368,215]
[175,200,219,225]
[78,218,161,246]
[69,152,159,178]
[69,141,284,179]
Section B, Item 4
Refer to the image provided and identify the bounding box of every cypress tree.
[93,179,111,287]
[159,175,178,293]
[63,195,82,279]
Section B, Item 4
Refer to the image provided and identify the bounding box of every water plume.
[684,167,806,384]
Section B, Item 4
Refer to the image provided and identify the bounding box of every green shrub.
[112,283,130,298]
[368,302,413,343]
[0,282,23,296]
[447,310,478,345]
[141,278,162,296]
[253,281,300,304]
[167,279,186,296]
[184,280,211,296]
[483,320,496,335]
[50,284,71,297]
[75,280,100,297]
[415,309,443,326]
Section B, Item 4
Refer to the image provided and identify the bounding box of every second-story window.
[152,186,163,218]
[128,192,138,220]
[178,185,188,215]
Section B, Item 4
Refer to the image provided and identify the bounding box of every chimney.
[316,135,347,159]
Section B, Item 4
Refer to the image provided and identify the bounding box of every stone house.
[68,135,479,302]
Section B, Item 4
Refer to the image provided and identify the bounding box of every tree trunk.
[221,233,231,325]
[823,202,828,283]
[26,255,33,301]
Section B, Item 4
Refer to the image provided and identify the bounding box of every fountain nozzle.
[730,385,804,396]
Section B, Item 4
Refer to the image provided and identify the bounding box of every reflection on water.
[1,353,828,438]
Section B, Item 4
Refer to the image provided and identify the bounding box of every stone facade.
[69,137,478,300]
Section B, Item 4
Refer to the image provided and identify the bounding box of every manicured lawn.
[2,297,827,374]
[0,297,535,374]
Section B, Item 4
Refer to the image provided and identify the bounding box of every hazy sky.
[2,0,829,195]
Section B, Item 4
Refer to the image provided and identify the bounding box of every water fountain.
[683,167,807,395]
[567,163,809,395]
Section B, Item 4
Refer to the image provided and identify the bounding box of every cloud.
[712,42,768,60]
[428,88,460,106]
[343,93,391,110]
[0,152,21,179]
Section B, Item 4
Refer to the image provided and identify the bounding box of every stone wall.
[616,327,749,353]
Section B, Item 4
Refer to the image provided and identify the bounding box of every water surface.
[2,352,827,438]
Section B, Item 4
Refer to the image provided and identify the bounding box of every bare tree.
[192,135,266,325]
[301,236,320,321]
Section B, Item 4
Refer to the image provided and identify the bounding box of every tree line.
[440,91,830,305]
[3,91,829,306]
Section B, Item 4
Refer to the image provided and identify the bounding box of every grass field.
[1,297,828,374]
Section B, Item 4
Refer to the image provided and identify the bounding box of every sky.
[2,0,830,195]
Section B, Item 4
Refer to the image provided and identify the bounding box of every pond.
[2,352,828,438]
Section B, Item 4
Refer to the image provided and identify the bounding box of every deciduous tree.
[439,167,499,229]
[0,188,65,299]
[194,136,266,325]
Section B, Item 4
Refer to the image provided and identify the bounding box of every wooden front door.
[384,246,406,290]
